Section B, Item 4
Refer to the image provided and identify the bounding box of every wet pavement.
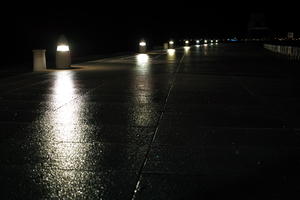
[1,44,300,199]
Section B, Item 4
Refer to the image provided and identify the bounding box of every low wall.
[264,44,300,60]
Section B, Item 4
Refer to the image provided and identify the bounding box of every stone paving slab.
[1,44,300,199]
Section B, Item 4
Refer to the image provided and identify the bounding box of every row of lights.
[34,35,221,71]
[137,39,220,64]
[139,39,219,49]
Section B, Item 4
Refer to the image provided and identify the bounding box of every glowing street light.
[139,40,147,53]
[196,40,200,44]
[169,40,174,49]
[57,45,70,52]
[185,40,189,46]
[56,35,71,68]
[139,41,146,46]
[204,40,208,44]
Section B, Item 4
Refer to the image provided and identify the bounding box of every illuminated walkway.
[1,44,300,199]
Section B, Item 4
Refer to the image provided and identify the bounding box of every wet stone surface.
[1,44,300,199]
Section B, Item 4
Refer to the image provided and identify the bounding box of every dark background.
[0,2,298,67]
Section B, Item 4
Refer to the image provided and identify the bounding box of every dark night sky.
[1,2,299,65]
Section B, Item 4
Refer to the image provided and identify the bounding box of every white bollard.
[56,35,71,68]
[163,43,168,50]
[32,49,47,71]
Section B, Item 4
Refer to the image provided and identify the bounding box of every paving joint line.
[131,51,185,200]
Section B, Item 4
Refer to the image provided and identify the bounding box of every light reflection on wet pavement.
[1,45,300,199]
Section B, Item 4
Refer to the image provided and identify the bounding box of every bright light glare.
[185,40,189,44]
[216,40,219,43]
[169,41,174,45]
[211,40,213,43]
[184,46,190,51]
[137,54,149,64]
[204,40,207,43]
[196,40,200,44]
[38,71,92,193]
[57,45,70,52]
[139,41,146,46]
[167,49,175,56]
[53,71,74,104]
[195,45,200,47]
[204,44,208,47]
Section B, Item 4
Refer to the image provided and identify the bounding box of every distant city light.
[215,40,219,43]
[57,45,70,52]
[204,40,208,43]
[229,38,238,42]
[185,40,189,44]
[196,40,200,44]
[210,40,213,43]
[169,41,174,45]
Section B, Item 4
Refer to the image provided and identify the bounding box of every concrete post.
[163,43,168,50]
[32,49,46,71]
[56,35,71,68]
